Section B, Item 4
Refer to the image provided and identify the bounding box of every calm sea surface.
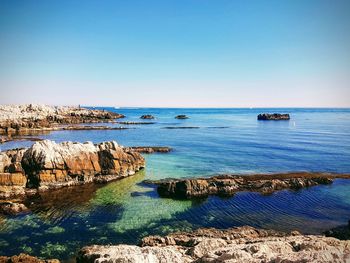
[1,108,350,260]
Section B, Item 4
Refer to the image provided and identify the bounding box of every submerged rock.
[175,115,189,119]
[147,172,350,199]
[0,140,145,198]
[257,113,290,120]
[0,201,29,215]
[0,253,59,263]
[77,226,350,263]
[140,115,155,119]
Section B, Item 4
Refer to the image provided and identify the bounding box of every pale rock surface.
[0,140,145,199]
[78,226,350,263]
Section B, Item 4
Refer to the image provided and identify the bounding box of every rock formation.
[140,115,155,119]
[0,104,124,134]
[146,172,350,199]
[126,146,172,153]
[77,226,350,263]
[0,253,59,263]
[257,113,290,120]
[0,140,145,198]
[175,115,189,119]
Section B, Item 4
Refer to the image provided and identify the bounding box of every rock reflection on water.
[0,170,194,261]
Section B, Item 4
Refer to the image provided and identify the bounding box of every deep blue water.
[0,108,349,261]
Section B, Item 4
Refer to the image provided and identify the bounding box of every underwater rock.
[257,113,290,120]
[147,172,350,199]
[77,226,350,263]
[0,253,59,263]
[140,115,155,119]
[0,201,29,215]
[0,140,145,198]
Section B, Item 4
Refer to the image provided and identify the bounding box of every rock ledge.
[77,226,350,263]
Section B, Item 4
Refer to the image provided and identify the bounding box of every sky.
[0,0,349,107]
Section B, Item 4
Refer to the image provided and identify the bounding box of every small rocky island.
[77,226,350,263]
[147,172,350,199]
[257,113,290,120]
[140,114,155,119]
[175,114,189,119]
[0,140,145,199]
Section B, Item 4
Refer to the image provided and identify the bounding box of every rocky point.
[0,140,145,199]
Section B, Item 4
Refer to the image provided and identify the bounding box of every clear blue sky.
[1,0,349,107]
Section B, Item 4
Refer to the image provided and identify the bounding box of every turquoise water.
[0,108,350,260]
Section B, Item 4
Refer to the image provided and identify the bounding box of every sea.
[0,108,349,261]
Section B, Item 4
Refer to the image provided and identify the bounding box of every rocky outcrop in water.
[0,253,59,263]
[175,115,189,119]
[257,113,290,120]
[147,172,350,199]
[0,104,124,134]
[0,140,145,198]
[140,115,155,119]
[127,146,172,153]
[77,226,350,263]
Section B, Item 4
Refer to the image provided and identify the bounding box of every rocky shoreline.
[77,225,350,262]
[1,224,349,262]
[146,172,350,199]
[0,104,124,135]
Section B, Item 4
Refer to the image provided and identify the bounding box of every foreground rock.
[257,113,290,120]
[140,115,155,119]
[127,146,172,153]
[0,140,144,199]
[0,253,59,263]
[147,172,350,199]
[0,104,124,134]
[77,226,350,263]
[175,115,189,119]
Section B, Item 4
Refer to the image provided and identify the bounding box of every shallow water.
[0,108,350,260]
